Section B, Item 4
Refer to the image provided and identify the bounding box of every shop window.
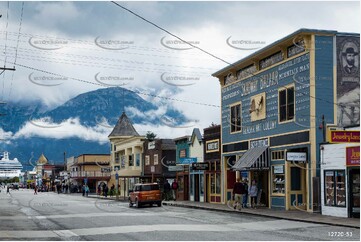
[279,86,295,122]
[271,151,285,160]
[291,167,301,191]
[230,103,242,133]
[324,170,346,207]
[154,154,159,165]
[145,155,150,166]
[272,165,285,195]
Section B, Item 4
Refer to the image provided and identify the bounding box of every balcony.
[70,171,111,179]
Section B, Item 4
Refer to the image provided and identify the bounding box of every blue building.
[212,29,359,212]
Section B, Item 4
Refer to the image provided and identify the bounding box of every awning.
[232,146,270,171]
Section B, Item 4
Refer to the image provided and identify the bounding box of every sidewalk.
[162,200,360,229]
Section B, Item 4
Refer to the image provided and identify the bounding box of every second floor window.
[279,86,295,122]
[129,155,134,166]
[230,103,242,133]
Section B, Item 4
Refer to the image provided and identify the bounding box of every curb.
[162,202,360,229]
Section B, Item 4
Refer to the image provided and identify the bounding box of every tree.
[146,131,157,141]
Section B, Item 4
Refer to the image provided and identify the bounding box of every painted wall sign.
[250,138,269,148]
[168,166,184,172]
[330,130,360,143]
[259,51,284,70]
[346,146,360,166]
[286,152,307,161]
[336,36,360,127]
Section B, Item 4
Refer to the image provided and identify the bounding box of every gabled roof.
[108,112,139,137]
[191,128,203,144]
[37,153,48,165]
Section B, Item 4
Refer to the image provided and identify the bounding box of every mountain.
[0,87,187,171]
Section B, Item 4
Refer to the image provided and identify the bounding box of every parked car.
[129,183,162,208]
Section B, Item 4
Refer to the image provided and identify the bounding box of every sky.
[0,0,360,142]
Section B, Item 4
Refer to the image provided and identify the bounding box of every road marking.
[0,212,185,220]
[0,220,324,238]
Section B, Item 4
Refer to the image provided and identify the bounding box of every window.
[135,154,140,166]
[115,153,120,163]
[271,151,285,160]
[230,103,242,133]
[272,165,285,195]
[279,86,295,122]
[179,149,186,158]
[128,155,133,166]
[324,170,346,207]
[145,155,150,166]
[154,154,159,165]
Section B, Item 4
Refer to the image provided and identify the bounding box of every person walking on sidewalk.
[34,185,38,195]
[6,185,10,195]
[249,180,258,209]
[82,184,86,196]
[85,185,89,197]
[242,179,249,208]
[171,180,178,201]
[232,178,245,211]
[163,180,171,201]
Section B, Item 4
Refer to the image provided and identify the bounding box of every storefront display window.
[178,177,184,192]
[272,165,285,194]
[324,170,346,207]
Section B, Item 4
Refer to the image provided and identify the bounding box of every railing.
[70,171,111,178]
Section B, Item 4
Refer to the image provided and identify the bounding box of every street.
[0,189,359,241]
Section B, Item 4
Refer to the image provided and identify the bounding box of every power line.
[111,1,235,67]
[1,1,10,101]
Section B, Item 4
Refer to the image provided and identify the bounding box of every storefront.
[321,129,360,218]
[203,125,222,203]
[174,136,191,201]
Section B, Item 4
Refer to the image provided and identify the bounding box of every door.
[184,175,189,200]
[195,174,199,202]
[289,164,306,210]
[199,173,204,202]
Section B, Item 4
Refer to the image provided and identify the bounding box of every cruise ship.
[0,152,23,179]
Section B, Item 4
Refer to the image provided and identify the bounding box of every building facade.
[70,154,111,193]
[189,128,205,202]
[109,112,145,198]
[174,135,191,201]
[142,139,176,184]
[203,125,222,203]
[213,29,360,211]
[321,127,360,218]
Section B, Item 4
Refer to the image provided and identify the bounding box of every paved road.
[0,189,359,241]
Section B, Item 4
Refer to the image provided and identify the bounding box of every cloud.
[0,128,13,144]
[12,117,112,144]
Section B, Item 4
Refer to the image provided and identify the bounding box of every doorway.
[349,168,360,218]
[288,163,307,210]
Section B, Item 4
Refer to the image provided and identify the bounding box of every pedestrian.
[163,180,171,201]
[34,186,38,195]
[242,179,249,208]
[104,185,109,198]
[82,184,85,196]
[257,179,263,206]
[249,180,258,209]
[65,184,69,193]
[85,185,89,197]
[171,180,178,201]
[232,177,245,211]
[110,184,115,197]
[97,184,101,196]
[6,185,10,195]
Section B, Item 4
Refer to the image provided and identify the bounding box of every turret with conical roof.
[37,153,48,165]
[108,112,139,138]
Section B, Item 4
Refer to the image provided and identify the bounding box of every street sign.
[151,166,155,173]
[191,162,209,170]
